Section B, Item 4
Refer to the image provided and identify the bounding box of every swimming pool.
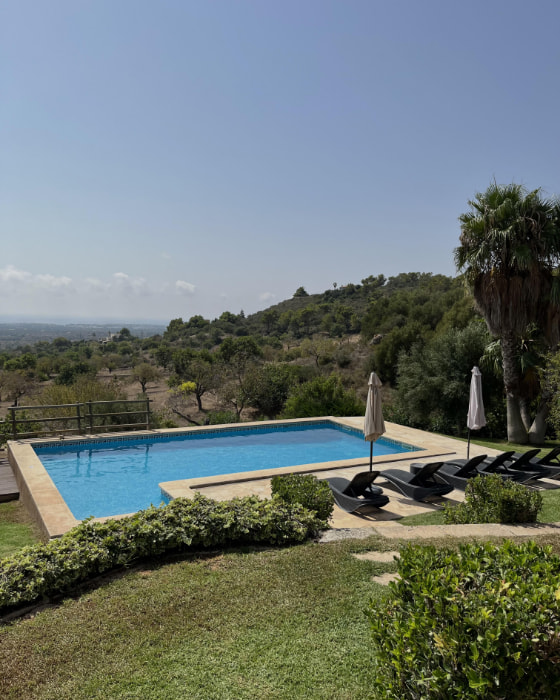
[34,420,419,519]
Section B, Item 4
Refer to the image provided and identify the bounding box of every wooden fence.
[5,398,152,439]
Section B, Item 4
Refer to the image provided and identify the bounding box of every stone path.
[319,520,560,543]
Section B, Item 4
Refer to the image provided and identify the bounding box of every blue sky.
[2,0,560,323]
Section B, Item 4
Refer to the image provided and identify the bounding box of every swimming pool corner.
[7,439,79,540]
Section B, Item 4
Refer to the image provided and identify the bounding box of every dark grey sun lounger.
[410,454,487,480]
[342,471,384,497]
[432,453,528,490]
[509,447,560,479]
[378,462,453,502]
[497,449,552,481]
[325,474,389,513]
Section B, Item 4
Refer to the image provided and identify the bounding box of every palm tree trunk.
[529,403,549,444]
[502,330,528,443]
[519,398,532,432]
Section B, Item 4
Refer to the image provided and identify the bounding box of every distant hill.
[0,322,166,348]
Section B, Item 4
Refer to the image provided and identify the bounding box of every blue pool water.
[35,421,420,519]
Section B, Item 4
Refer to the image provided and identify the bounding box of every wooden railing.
[6,398,152,439]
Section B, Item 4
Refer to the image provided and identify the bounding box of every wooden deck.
[0,452,18,502]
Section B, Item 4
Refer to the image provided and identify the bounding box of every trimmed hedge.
[444,473,543,524]
[369,540,560,699]
[0,493,324,613]
[271,473,335,522]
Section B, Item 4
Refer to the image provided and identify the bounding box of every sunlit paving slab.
[353,551,399,563]
[371,572,400,585]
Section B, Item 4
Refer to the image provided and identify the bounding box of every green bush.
[282,374,364,418]
[271,473,334,522]
[444,474,543,524]
[207,409,239,425]
[0,494,323,613]
[369,540,560,699]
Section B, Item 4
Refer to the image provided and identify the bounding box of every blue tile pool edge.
[29,418,421,454]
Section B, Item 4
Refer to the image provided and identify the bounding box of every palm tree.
[455,182,560,443]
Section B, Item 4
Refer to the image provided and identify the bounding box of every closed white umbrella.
[467,366,486,458]
[364,372,386,471]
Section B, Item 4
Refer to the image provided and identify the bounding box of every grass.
[0,501,41,558]
[451,435,560,457]
[0,536,397,700]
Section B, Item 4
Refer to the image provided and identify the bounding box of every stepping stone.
[353,551,399,563]
[372,572,400,585]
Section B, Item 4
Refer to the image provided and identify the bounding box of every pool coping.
[8,417,456,540]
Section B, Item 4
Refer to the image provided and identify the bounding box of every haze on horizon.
[3,1,560,324]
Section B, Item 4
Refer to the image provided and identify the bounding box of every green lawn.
[0,536,397,700]
[0,501,41,558]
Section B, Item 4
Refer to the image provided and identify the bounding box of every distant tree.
[298,307,317,335]
[0,371,32,406]
[261,309,279,334]
[119,327,133,339]
[132,362,161,394]
[56,361,96,386]
[219,337,262,378]
[52,337,72,350]
[219,311,238,324]
[153,343,174,369]
[300,338,336,368]
[293,286,309,298]
[218,337,263,416]
[170,349,217,411]
[164,318,185,341]
[371,322,425,384]
[186,315,209,330]
[186,355,218,411]
[244,364,297,419]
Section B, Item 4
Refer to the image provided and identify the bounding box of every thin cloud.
[259,292,276,302]
[175,280,196,295]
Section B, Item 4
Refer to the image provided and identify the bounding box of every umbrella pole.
[369,442,373,472]
[467,429,471,459]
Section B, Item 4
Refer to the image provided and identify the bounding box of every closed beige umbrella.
[364,372,386,471]
[467,366,486,458]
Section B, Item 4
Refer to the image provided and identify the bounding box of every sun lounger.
[325,474,389,513]
[525,446,560,466]
[379,462,453,502]
[342,471,384,497]
[410,454,487,479]
[508,447,560,479]
[431,453,527,491]
[496,449,552,481]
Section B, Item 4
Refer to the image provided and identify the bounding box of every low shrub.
[368,540,560,699]
[271,473,334,522]
[207,410,239,425]
[444,473,543,524]
[0,494,323,613]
